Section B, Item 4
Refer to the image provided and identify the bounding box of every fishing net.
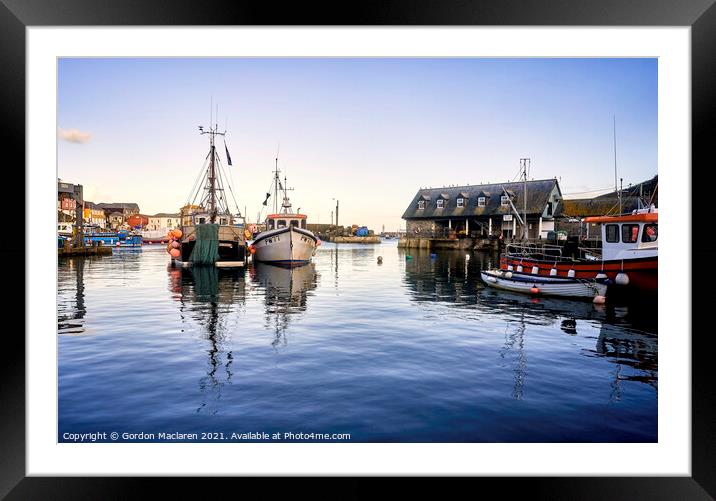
[189,224,220,264]
[190,265,219,299]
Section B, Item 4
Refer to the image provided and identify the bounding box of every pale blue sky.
[58,58,657,231]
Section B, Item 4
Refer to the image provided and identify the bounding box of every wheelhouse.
[583,210,658,261]
[266,213,307,230]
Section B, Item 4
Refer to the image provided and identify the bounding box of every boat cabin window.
[290,220,299,227]
[621,224,640,243]
[642,223,658,242]
[301,220,307,229]
[268,219,275,230]
[605,224,619,243]
[277,219,287,229]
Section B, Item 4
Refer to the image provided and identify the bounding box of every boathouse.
[401,178,562,240]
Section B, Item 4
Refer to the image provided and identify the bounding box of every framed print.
[3,0,714,497]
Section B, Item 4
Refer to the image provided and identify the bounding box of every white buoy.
[615,272,630,285]
[516,265,523,273]
[505,271,513,279]
[567,269,575,278]
[595,273,608,280]
[593,295,606,304]
[550,268,558,276]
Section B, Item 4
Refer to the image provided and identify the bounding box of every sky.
[58,58,657,232]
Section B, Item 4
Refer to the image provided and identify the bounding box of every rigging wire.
[186,151,211,206]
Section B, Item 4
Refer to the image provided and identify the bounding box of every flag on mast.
[224,139,233,166]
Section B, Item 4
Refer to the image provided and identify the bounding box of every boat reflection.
[57,257,87,335]
[402,249,658,399]
[249,261,319,348]
[168,265,246,414]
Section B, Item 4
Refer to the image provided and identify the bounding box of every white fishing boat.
[480,269,607,300]
[249,158,318,266]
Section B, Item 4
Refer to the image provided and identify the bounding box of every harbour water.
[58,241,657,443]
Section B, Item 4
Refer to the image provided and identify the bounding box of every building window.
[605,224,619,243]
[546,202,553,216]
[478,197,486,207]
[642,223,658,242]
[621,224,639,243]
[501,195,509,206]
[457,198,464,208]
[436,199,444,209]
[418,200,425,210]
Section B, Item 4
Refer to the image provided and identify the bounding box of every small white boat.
[250,158,318,266]
[480,269,607,299]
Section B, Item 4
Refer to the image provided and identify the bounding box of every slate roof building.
[96,202,140,217]
[401,178,562,239]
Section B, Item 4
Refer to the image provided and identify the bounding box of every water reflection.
[402,249,658,399]
[58,258,87,334]
[169,265,246,414]
[249,262,319,348]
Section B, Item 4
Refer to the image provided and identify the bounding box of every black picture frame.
[2,0,712,497]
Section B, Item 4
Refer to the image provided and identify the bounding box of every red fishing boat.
[499,207,657,293]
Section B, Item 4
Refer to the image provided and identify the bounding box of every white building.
[148,213,181,231]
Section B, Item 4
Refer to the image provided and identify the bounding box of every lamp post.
[332,198,339,228]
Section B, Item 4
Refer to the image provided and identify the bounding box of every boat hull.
[175,224,246,267]
[481,270,607,299]
[253,226,316,265]
[499,255,657,293]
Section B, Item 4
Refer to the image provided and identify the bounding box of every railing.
[505,241,602,262]
[405,228,496,239]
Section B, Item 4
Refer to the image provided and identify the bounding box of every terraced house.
[402,179,562,240]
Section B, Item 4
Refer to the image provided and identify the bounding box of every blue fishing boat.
[84,229,143,248]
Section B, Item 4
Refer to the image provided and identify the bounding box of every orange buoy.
[316,239,322,246]
[169,248,181,258]
[530,286,540,294]
[171,229,183,239]
[593,295,606,304]
[171,241,180,249]
[249,246,256,254]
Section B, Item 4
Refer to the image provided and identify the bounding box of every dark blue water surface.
[58,242,657,443]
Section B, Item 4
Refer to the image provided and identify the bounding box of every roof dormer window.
[436,199,444,209]
[418,200,425,210]
[478,197,486,207]
[457,198,465,208]
[501,195,509,206]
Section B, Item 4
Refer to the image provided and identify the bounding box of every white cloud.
[58,128,91,144]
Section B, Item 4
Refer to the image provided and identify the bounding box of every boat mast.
[273,156,280,215]
[198,108,226,224]
[520,158,530,239]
